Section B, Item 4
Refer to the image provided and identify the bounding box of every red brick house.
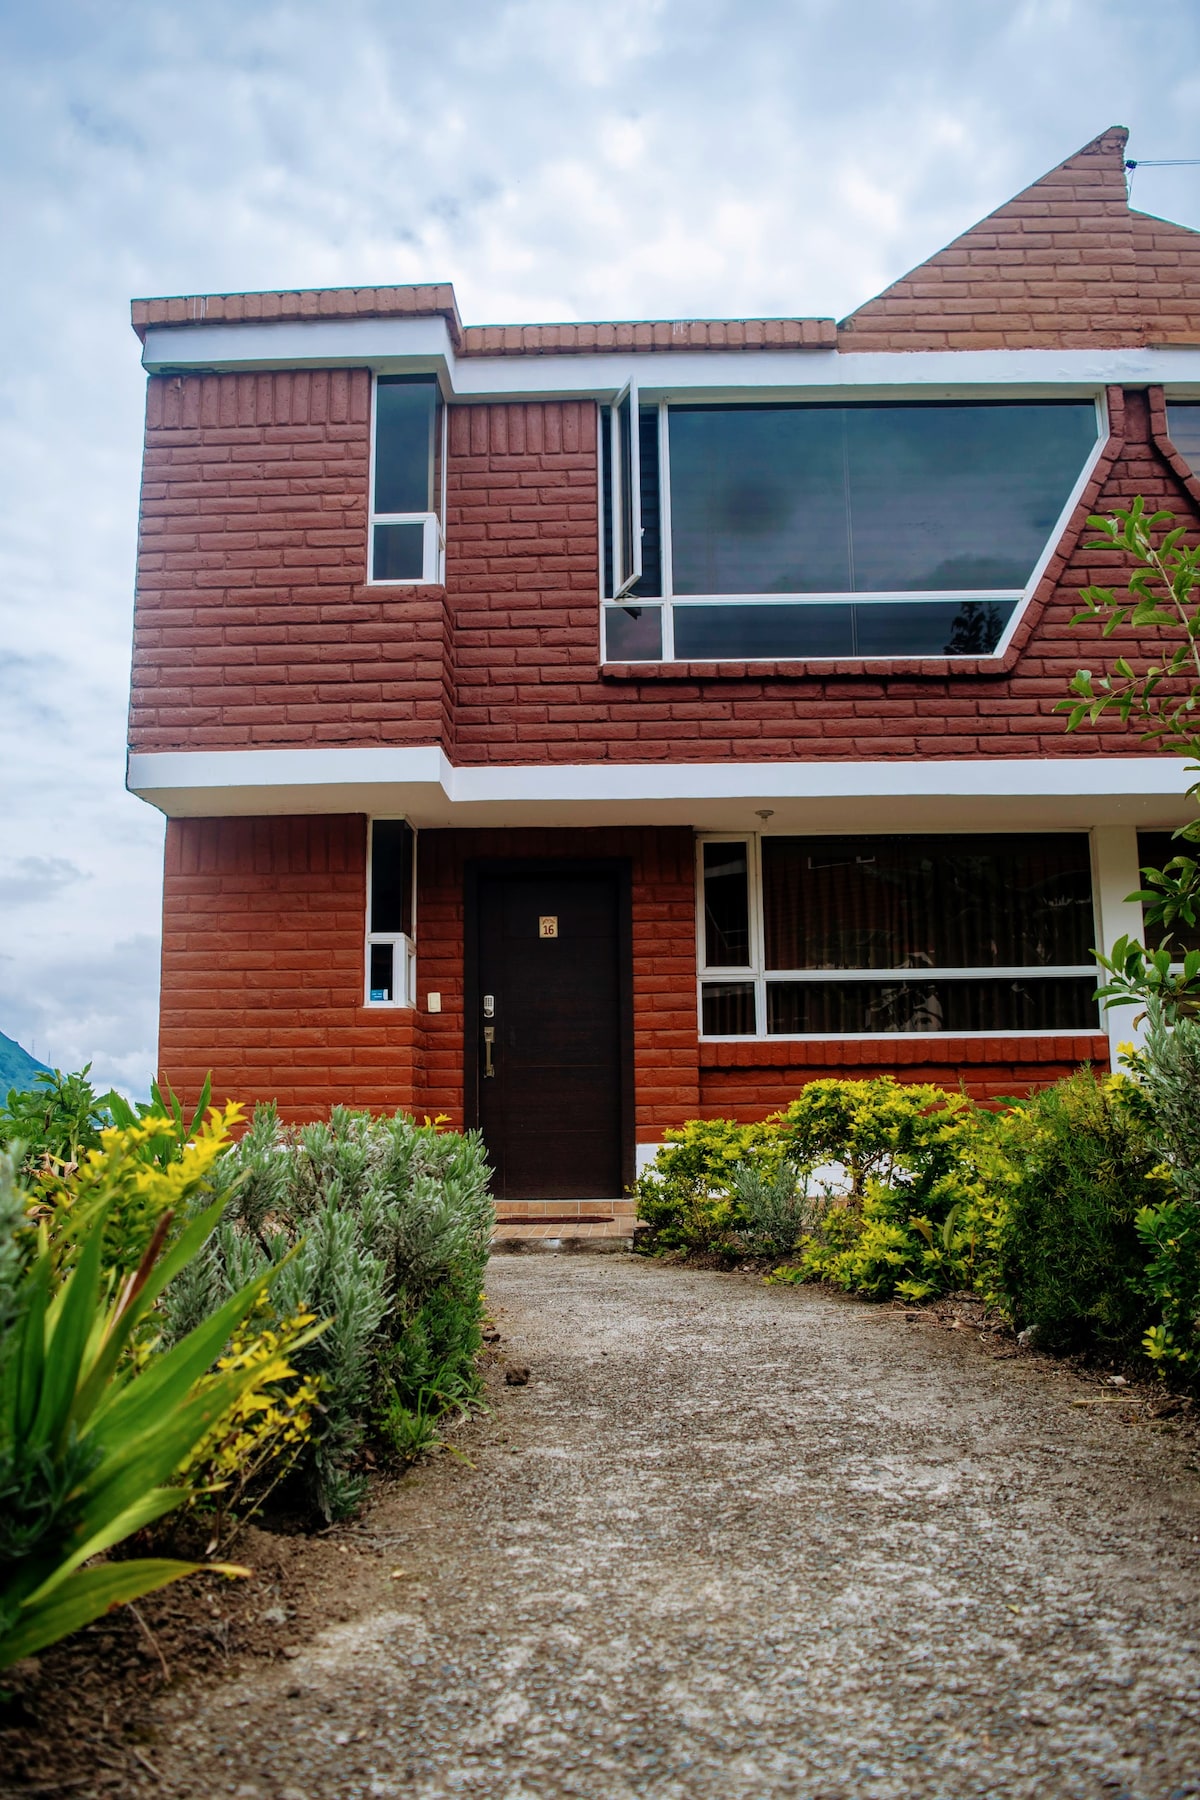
[128,126,1200,1203]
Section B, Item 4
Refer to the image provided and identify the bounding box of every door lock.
[483,994,495,1018]
[483,1025,496,1079]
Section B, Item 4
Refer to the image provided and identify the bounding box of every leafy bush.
[1121,1005,1200,1372]
[772,1079,998,1302]
[728,1159,815,1259]
[993,1071,1169,1351]
[164,1104,494,1519]
[0,1067,112,1175]
[0,1108,293,1668]
[633,1117,780,1253]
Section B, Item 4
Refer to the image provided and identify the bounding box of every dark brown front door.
[469,864,631,1201]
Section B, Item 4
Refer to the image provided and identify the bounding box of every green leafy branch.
[1058,497,1200,757]
[1060,500,1200,1018]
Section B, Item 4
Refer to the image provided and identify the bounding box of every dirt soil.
[6,1255,1200,1800]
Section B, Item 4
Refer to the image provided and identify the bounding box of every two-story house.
[127,126,1200,1207]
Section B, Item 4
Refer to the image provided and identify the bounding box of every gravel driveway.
[142,1255,1200,1799]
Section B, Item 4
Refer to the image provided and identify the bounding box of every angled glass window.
[601,397,1101,664]
[370,376,443,584]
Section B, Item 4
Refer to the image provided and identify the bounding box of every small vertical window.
[702,841,751,967]
[370,377,443,584]
[366,819,416,1006]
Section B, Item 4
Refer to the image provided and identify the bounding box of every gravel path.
[144,1256,1200,1799]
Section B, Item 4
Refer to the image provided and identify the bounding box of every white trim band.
[127,747,1196,831]
[138,326,1200,402]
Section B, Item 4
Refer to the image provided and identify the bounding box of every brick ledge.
[699,1035,1109,1069]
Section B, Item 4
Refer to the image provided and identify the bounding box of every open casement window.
[369,376,445,584]
[603,397,1104,665]
[365,819,416,1007]
[610,380,642,597]
[697,833,1101,1038]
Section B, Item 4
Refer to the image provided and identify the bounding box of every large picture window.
[369,376,444,584]
[603,398,1102,662]
[698,833,1099,1037]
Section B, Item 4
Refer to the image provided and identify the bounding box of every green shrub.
[633,1117,781,1253]
[1119,1004,1200,1372]
[772,1078,998,1302]
[993,1070,1168,1351]
[164,1105,494,1519]
[728,1158,816,1259]
[0,1108,290,1668]
[0,1066,111,1175]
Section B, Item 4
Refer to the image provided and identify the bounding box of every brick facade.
[161,814,1089,1132]
[161,817,700,1132]
[130,382,1200,763]
[136,125,1200,1146]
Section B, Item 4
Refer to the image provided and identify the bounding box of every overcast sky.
[1,0,1199,1095]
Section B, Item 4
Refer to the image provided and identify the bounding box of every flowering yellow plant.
[32,1103,244,1281]
[181,1304,324,1535]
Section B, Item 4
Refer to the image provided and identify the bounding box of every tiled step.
[491,1199,637,1220]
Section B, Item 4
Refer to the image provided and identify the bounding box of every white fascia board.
[127,747,1195,832]
[142,315,456,375]
[140,324,1200,401]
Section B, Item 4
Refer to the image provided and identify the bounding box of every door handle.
[483,1025,496,1079]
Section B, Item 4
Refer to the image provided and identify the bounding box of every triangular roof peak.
[839,126,1200,353]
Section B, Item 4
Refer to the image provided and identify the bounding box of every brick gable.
[839,127,1200,353]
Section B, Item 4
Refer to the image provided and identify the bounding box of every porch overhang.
[126,747,1195,833]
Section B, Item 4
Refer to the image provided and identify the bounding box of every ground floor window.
[366,818,416,1006]
[698,832,1100,1038]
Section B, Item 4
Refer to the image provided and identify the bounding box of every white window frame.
[602,392,1110,666]
[367,377,447,586]
[364,817,417,1009]
[696,829,1103,1041]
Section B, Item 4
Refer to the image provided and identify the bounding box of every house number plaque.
[539,915,559,938]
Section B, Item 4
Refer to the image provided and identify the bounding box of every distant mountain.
[0,1031,51,1096]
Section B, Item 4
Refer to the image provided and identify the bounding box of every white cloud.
[1,0,1198,1091]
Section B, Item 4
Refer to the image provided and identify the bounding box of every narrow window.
[366,819,415,1006]
[702,841,751,967]
[370,377,443,584]
[601,400,664,659]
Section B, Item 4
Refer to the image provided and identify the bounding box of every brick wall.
[131,369,453,754]
[697,1036,1110,1121]
[451,383,1200,759]
[160,818,700,1135]
[839,127,1200,353]
[129,377,1200,765]
[160,814,424,1119]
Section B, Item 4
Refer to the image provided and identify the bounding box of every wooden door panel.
[474,868,627,1201]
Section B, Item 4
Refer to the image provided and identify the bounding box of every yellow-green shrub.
[0,1108,307,1667]
[633,1116,782,1253]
